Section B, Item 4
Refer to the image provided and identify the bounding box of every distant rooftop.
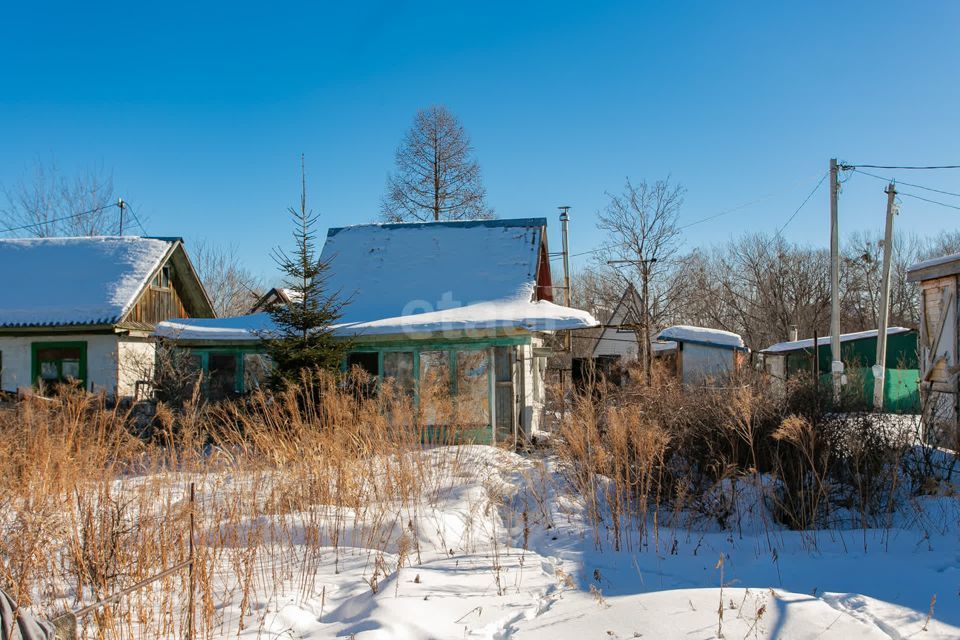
[762,327,914,354]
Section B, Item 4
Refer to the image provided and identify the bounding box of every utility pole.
[559,206,572,353]
[117,197,126,236]
[873,182,898,411]
[608,258,657,385]
[829,158,844,402]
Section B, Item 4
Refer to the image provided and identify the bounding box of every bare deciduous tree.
[1,160,124,237]
[191,241,263,317]
[596,177,686,381]
[380,106,493,222]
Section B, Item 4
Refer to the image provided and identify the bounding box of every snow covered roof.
[906,252,960,281]
[761,327,913,354]
[322,218,549,324]
[157,218,599,341]
[0,236,175,327]
[156,298,598,341]
[656,325,746,350]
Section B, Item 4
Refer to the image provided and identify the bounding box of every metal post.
[642,265,652,385]
[117,198,126,236]
[559,207,572,353]
[188,482,195,640]
[829,158,844,402]
[873,182,898,411]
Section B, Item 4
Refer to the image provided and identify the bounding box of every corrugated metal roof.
[0,236,173,328]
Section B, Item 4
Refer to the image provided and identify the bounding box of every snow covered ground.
[144,445,960,640]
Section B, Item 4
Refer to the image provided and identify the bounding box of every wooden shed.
[907,253,960,447]
[760,328,920,413]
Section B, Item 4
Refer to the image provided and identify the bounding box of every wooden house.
[0,236,214,400]
[907,253,960,446]
[591,285,643,363]
[250,287,301,313]
[760,328,920,412]
[157,218,597,443]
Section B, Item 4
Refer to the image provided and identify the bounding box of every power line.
[843,164,960,170]
[851,168,960,199]
[677,194,778,231]
[775,171,829,236]
[897,190,960,211]
[0,202,120,234]
[125,201,148,234]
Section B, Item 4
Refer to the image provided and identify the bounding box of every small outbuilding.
[760,327,920,413]
[907,253,960,446]
[653,325,748,384]
[157,218,598,443]
[0,236,214,399]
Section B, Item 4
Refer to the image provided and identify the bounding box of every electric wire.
[843,164,960,170]
[0,202,120,234]
[897,190,960,211]
[124,201,148,234]
[775,171,829,236]
[851,168,960,199]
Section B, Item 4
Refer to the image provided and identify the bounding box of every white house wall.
[514,341,547,438]
[117,338,157,398]
[681,343,735,384]
[0,333,120,396]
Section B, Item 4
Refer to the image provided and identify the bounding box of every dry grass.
[553,362,930,552]
[0,369,486,639]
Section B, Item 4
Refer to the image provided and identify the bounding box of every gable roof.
[250,287,302,313]
[0,236,213,328]
[157,217,598,341]
[592,285,643,358]
[321,217,551,325]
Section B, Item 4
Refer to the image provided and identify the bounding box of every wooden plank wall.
[126,268,190,326]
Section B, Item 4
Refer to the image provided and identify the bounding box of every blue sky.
[2,1,959,282]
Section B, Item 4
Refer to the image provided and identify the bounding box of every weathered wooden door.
[919,276,959,446]
[494,346,514,443]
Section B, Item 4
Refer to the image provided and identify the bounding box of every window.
[383,351,414,396]
[153,265,171,289]
[456,350,490,427]
[347,352,380,378]
[419,350,451,426]
[31,342,87,389]
[207,353,237,401]
[243,353,273,392]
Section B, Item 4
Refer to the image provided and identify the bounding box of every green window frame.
[31,341,88,389]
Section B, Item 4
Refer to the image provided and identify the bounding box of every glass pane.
[456,351,489,428]
[383,352,414,396]
[243,353,272,392]
[208,353,237,401]
[61,359,80,379]
[37,347,81,362]
[419,350,450,426]
[347,352,379,377]
[40,361,59,380]
[419,351,449,389]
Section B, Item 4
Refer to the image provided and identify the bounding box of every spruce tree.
[265,157,346,388]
